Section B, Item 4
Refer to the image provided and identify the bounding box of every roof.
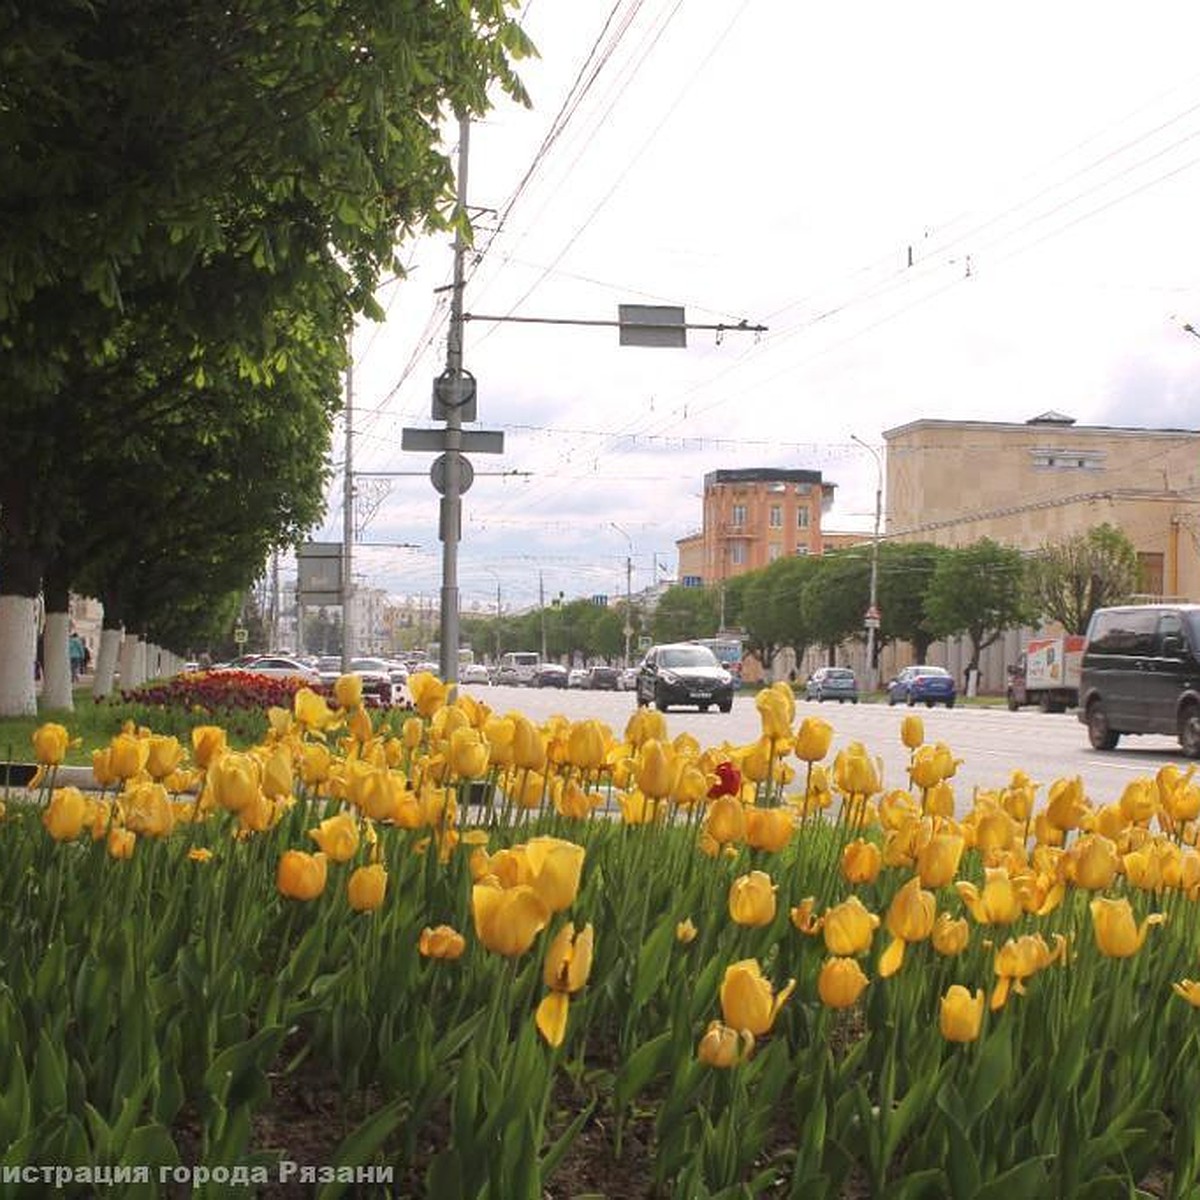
[704,467,824,486]
[883,416,1200,439]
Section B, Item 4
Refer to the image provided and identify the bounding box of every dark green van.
[1078,603,1200,757]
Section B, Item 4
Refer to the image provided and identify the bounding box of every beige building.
[676,468,836,589]
[881,412,1200,688]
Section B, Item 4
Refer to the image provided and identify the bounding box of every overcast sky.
[310,0,1200,620]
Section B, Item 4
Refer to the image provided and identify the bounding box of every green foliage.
[877,542,949,662]
[1024,523,1140,635]
[652,585,720,645]
[924,539,1032,667]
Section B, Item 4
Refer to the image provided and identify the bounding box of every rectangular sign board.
[297,542,342,601]
[619,304,686,348]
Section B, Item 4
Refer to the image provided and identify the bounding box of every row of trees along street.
[0,3,535,716]
[460,526,1139,679]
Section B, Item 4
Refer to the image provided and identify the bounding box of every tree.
[0,1,533,713]
[877,542,949,664]
[764,556,820,664]
[652,585,719,644]
[924,539,1032,673]
[1025,523,1139,635]
[803,551,871,663]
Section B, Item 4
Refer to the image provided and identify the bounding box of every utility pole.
[539,572,547,661]
[612,522,634,667]
[852,434,883,694]
[341,354,354,672]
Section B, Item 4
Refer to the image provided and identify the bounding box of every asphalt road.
[461,682,1193,817]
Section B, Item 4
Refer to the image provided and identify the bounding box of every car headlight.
[660,670,682,685]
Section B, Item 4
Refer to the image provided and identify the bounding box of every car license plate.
[693,692,711,699]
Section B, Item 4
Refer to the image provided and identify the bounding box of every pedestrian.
[68,631,85,682]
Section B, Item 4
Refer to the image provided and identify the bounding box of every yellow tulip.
[636,739,673,800]
[308,811,360,862]
[191,725,228,769]
[334,673,364,709]
[956,868,1024,926]
[401,716,424,751]
[900,715,924,750]
[1123,846,1163,892]
[841,838,883,884]
[294,687,340,731]
[261,745,294,800]
[512,715,547,771]
[676,919,698,944]
[419,925,466,959]
[879,876,936,977]
[624,706,667,749]
[121,781,175,838]
[347,863,388,912]
[107,827,136,860]
[991,932,1066,1010]
[301,742,332,788]
[567,720,607,771]
[916,830,965,889]
[207,751,262,815]
[1045,776,1089,831]
[740,736,774,784]
[543,922,595,993]
[833,742,880,796]
[145,735,184,780]
[705,796,747,845]
[756,684,794,740]
[822,895,880,956]
[729,870,778,927]
[188,848,213,864]
[672,760,711,807]
[719,959,796,1036]
[817,957,870,1009]
[745,806,795,852]
[109,732,149,780]
[1090,896,1165,958]
[1068,834,1119,890]
[409,671,449,718]
[277,850,328,901]
[1118,778,1158,825]
[939,985,985,1042]
[697,1021,755,1068]
[790,897,820,935]
[43,787,87,841]
[91,747,120,789]
[553,778,595,820]
[448,726,490,779]
[535,991,573,1048]
[1172,979,1200,1007]
[484,717,516,769]
[931,913,970,956]
[349,764,405,824]
[793,716,834,763]
[524,836,585,913]
[33,722,72,765]
[471,877,550,956]
[908,744,945,790]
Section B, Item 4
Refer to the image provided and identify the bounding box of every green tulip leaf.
[961,1023,1013,1119]
[540,1094,596,1185]
[315,1099,404,1200]
[972,1158,1051,1200]
[120,1123,180,1172]
[615,1031,672,1113]
[32,1028,68,1114]
[632,916,678,1010]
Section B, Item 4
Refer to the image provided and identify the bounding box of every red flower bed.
[122,670,319,714]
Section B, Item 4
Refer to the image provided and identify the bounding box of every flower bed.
[2,677,1198,1195]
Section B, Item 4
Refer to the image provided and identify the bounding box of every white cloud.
[328,0,1200,614]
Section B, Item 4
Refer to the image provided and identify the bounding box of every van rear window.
[1086,609,1158,655]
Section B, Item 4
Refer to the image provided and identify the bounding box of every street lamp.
[851,435,883,695]
[611,522,634,667]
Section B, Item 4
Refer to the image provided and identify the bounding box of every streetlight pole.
[611,522,634,667]
[852,435,883,695]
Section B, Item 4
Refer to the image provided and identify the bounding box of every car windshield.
[660,646,720,669]
[825,670,854,680]
[914,667,950,677]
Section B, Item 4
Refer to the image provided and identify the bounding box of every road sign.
[431,368,477,421]
[233,625,248,645]
[402,427,504,454]
[430,451,474,496]
[864,605,881,630]
[618,304,687,348]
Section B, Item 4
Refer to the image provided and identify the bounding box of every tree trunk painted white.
[93,628,123,699]
[42,610,74,712]
[0,595,39,717]
[118,634,143,691]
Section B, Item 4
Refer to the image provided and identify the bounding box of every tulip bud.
[729,870,777,927]
[347,863,388,912]
[939,985,985,1042]
[817,957,870,1009]
[719,959,796,1035]
[277,850,328,901]
[697,1021,754,1068]
[419,925,466,959]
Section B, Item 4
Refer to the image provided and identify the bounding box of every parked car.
[227,655,321,683]
[586,665,621,690]
[617,666,639,691]
[1078,602,1200,756]
[567,668,588,689]
[635,643,735,713]
[886,665,957,708]
[460,663,492,686]
[804,666,859,703]
[533,663,569,689]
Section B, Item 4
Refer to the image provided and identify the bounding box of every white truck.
[1005,634,1086,713]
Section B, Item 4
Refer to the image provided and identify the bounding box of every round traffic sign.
[430,451,474,495]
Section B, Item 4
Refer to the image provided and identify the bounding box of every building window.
[1138,552,1164,598]
[794,545,809,556]
[768,543,781,561]
[795,483,811,495]
[769,505,782,528]
[731,504,746,528]
[1030,448,1104,470]
[796,507,809,529]
[730,543,746,565]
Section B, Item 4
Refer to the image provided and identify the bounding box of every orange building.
[676,468,835,587]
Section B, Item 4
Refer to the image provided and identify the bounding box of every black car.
[585,665,620,690]
[635,643,735,713]
[532,663,569,689]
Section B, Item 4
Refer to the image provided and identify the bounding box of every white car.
[460,663,492,685]
[568,668,588,689]
[228,655,321,683]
